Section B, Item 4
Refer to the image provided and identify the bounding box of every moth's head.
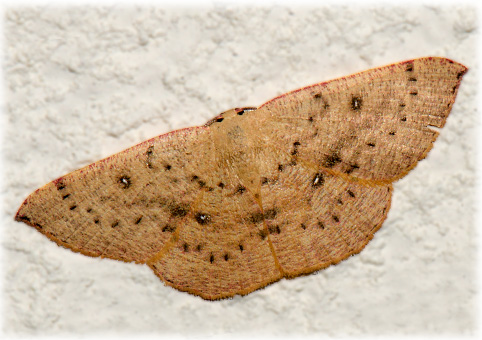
[204,107,257,127]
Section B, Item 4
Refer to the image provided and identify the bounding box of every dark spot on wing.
[291,141,301,155]
[195,212,211,225]
[323,151,342,168]
[236,185,246,194]
[170,204,188,218]
[236,108,249,116]
[249,208,277,223]
[345,163,360,174]
[162,224,176,233]
[351,96,362,111]
[56,180,66,190]
[268,225,281,234]
[312,173,324,187]
[119,176,131,189]
[264,208,278,220]
[146,146,154,168]
[249,212,264,224]
[258,229,268,240]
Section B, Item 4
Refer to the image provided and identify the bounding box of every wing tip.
[14,198,30,223]
[417,56,468,74]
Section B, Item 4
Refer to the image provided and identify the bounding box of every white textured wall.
[2,4,478,336]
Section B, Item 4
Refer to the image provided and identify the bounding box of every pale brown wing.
[254,57,467,183]
[16,119,282,299]
[147,116,283,300]
[15,127,217,263]
[147,179,282,300]
[255,144,392,277]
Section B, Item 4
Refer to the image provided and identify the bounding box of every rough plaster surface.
[2,4,478,337]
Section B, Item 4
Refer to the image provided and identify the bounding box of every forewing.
[254,57,467,183]
[15,127,215,263]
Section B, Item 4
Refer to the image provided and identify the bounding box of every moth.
[16,57,467,300]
